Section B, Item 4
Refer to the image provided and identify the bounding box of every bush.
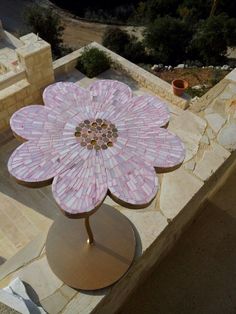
[76,47,110,78]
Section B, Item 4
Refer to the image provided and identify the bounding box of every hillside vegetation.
[51,0,236,24]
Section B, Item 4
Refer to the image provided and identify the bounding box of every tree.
[190,14,236,64]
[24,5,70,58]
[102,28,130,55]
[144,16,191,64]
[102,28,147,63]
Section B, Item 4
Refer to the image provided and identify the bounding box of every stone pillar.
[16,33,55,102]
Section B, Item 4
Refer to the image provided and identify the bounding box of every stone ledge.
[225,68,236,82]
[0,79,29,100]
[0,70,26,91]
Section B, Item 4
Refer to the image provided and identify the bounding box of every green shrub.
[76,48,110,78]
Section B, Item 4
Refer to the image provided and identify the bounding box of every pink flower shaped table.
[8,80,185,290]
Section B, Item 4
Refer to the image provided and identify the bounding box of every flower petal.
[101,147,158,206]
[118,127,185,168]
[89,80,132,119]
[112,95,170,127]
[52,150,107,215]
[43,82,92,120]
[8,134,91,184]
[10,105,65,141]
[8,141,64,183]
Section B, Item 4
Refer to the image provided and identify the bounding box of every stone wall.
[0,33,54,132]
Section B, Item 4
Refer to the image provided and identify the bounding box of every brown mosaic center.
[74,119,118,150]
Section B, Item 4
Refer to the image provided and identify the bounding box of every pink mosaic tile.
[8,80,185,215]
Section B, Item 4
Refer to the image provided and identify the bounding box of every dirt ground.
[62,18,143,49]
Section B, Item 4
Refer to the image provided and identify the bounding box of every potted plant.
[172,79,188,96]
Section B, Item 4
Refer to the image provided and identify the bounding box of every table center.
[75,118,118,150]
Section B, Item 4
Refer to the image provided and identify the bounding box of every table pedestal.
[45,204,136,290]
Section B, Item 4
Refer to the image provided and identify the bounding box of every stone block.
[41,290,68,314]
[160,168,203,219]
[14,256,62,300]
[205,113,226,134]
[225,68,236,82]
[0,110,8,120]
[217,123,236,151]
[121,210,168,252]
[194,143,230,181]
[168,105,207,161]
[0,233,47,281]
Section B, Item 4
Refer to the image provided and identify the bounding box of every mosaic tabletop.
[8,80,185,216]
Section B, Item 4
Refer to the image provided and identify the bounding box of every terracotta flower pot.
[172,79,188,96]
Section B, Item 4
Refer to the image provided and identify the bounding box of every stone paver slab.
[217,123,236,151]
[160,168,203,219]
[14,256,62,300]
[0,232,48,281]
[194,143,230,181]
[205,113,226,134]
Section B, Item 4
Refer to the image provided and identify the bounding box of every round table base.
[45,204,136,290]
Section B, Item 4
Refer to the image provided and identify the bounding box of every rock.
[216,66,221,70]
[160,168,203,219]
[164,65,169,69]
[192,85,202,90]
[191,96,200,103]
[208,65,214,69]
[176,64,185,69]
[222,65,230,70]
[205,113,226,133]
[217,124,236,151]
[194,143,230,181]
[151,64,158,71]
[158,64,164,69]
[168,65,172,70]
